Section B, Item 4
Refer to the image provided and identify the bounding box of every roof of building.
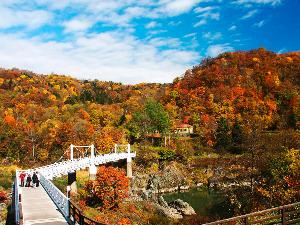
[176,123,193,128]
[145,132,162,138]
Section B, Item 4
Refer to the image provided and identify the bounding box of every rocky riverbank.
[156,197,196,219]
[129,163,198,219]
[131,163,192,195]
[129,160,253,220]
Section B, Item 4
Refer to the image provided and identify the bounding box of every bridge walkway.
[21,185,68,225]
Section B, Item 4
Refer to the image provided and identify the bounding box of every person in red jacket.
[19,172,26,187]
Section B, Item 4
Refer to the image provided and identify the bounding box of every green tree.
[128,99,170,141]
[215,117,232,151]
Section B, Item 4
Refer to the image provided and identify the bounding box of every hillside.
[0,69,165,163]
[0,48,299,163]
[164,48,300,149]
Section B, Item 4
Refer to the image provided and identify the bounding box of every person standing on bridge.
[19,172,26,187]
[32,172,40,188]
[32,172,38,188]
[25,173,32,187]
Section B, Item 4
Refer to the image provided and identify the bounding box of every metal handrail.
[204,201,300,225]
[36,152,136,179]
[13,178,19,225]
[69,200,108,225]
[39,173,69,218]
[14,169,30,225]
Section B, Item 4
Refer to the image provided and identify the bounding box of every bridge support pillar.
[89,144,97,180]
[68,171,77,194]
[89,165,97,180]
[127,160,132,178]
[126,144,133,178]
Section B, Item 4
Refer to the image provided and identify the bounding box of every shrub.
[0,190,7,203]
[117,218,132,225]
[84,166,129,210]
[158,147,175,161]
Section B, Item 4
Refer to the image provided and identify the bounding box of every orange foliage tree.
[84,166,129,210]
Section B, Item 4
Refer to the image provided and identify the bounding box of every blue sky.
[0,0,299,84]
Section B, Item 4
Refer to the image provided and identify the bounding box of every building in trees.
[174,123,194,135]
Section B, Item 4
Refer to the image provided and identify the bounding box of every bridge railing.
[37,152,136,180]
[13,177,19,225]
[39,173,69,218]
[69,200,107,225]
[204,201,300,225]
[14,169,32,225]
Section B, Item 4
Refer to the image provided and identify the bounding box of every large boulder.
[158,195,169,208]
[156,204,183,219]
[168,199,196,216]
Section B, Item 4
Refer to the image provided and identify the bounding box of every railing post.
[72,203,76,223]
[244,216,249,225]
[70,144,74,160]
[68,200,70,219]
[281,207,286,225]
[79,212,84,225]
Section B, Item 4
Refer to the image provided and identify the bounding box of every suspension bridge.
[13,144,135,225]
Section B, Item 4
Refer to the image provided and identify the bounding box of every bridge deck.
[21,186,68,225]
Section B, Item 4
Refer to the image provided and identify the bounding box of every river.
[163,187,234,223]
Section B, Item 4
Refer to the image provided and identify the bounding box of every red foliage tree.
[0,190,7,203]
[84,166,129,210]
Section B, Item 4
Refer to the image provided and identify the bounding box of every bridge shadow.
[6,203,15,225]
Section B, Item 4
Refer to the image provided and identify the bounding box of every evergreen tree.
[215,117,232,151]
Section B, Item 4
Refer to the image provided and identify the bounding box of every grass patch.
[0,165,19,190]
[52,169,90,193]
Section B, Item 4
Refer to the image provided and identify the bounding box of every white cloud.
[145,21,159,29]
[206,44,234,57]
[229,25,237,31]
[277,48,286,54]
[0,32,199,84]
[233,0,281,6]
[194,6,215,13]
[253,20,265,27]
[168,21,182,26]
[193,5,220,27]
[149,37,181,48]
[63,17,94,33]
[203,32,222,40]
[148,29,168,35]
[194,19,207,27]
[157,0,201,16]
[0,0,202,31]
[184,33,197,38]
[241,9,258,19]
[0,6,52,29]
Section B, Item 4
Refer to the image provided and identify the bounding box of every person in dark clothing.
[26,174,32,187]
[32,172,38,188]
[32,172,39,188]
